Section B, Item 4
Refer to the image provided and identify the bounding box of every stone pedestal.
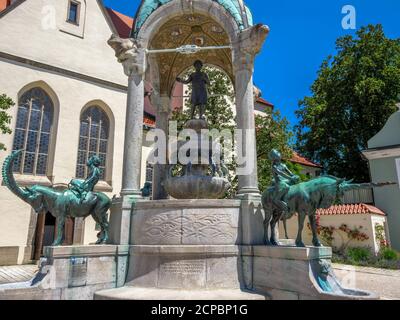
[124,200,248,292]
[252,246,379,300]
[0,245,129,300]
[94,199,379,301]
[94,199,269,300]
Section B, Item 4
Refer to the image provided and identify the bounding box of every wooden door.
[63,217,75,246]
[33,212,56,260]
[32,213,75,260]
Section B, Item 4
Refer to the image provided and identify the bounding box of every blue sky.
[103,0,400,127]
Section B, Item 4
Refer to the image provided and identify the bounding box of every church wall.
[0,57,132,263]
[0,0,161,264]
[0,0,126,86]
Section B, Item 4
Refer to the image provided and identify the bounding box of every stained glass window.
[12,88,54,176]
[76,106,109,181]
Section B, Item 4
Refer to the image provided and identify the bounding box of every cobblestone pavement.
[333,264,400,300]
[0,265,39,285]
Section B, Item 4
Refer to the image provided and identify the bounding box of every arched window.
[76,106,109,180]
[12,88,54,175]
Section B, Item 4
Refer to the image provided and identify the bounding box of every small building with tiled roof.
[280,203,389,254]
[254,97,274,117]
[286,151,323,179]
[290,151,322,169]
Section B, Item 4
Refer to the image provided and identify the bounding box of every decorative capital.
[233,24,270,72]
[107,34,146,77]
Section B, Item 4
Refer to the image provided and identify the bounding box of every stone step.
[94,287,270,301]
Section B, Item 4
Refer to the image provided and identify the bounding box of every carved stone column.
[233,27,270,288]
[152,94,170,200]
[107,35,146,246]
[233,25,269,197]
[108,35,147,196]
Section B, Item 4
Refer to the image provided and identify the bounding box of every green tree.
[0,94,14,151]
[172,66,235,133]
[172,66,295,196]
[256,109,295,192]
[296,25,400,182]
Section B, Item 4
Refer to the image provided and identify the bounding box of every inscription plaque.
[160,261,205,275]
[158,260,207,289]
[68,257,88,288]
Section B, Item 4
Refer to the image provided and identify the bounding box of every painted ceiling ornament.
[170,27,183,37]
[211,25,225,34]
[132,0,254,38]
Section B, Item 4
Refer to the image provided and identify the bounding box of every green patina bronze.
[2,150,111,246]
[262,149,393,248]
[132,0,253,37]
[176,60,210,120]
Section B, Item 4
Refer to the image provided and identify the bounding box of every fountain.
[0,0,380,301]
[164,120,230,200]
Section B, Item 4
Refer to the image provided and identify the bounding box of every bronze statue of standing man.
[177,60,210,120]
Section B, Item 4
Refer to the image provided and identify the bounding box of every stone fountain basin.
[163,175,230,199]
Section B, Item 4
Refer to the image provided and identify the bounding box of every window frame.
[76,106,110,182]
[67,0,81,26]
[12,88,54,176]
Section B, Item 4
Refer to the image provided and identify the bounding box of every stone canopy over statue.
[176,60,210,120]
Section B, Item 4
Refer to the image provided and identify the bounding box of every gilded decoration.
[149,14,233,94]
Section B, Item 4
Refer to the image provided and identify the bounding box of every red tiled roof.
[106,8,134,38]
[290,151,322,168]
[144,116,155,128]
[256,97,274,108]
[317,204,386,217]
[0,0,10,11]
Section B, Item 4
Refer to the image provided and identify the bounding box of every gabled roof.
[256,97,274,108]
[106,8,134,38]
[317,204,386,217]
[290,151,322,169]
[0,0,10,11]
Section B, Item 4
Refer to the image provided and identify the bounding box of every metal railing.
[341,188,374,204]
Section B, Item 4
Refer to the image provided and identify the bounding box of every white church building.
[0,0,165,265]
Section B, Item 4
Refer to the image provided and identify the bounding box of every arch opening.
[75,104,113,182]
[147,13,234,96]
[12,84,59,177]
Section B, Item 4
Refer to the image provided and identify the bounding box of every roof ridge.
[317,203,386,217]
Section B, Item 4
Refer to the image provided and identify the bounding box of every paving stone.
[0,265,38,285]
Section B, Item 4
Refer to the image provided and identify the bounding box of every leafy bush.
[333,247,400,270]
[380,248,399,261]
[0,94,14,150]
[346,247,372,262]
